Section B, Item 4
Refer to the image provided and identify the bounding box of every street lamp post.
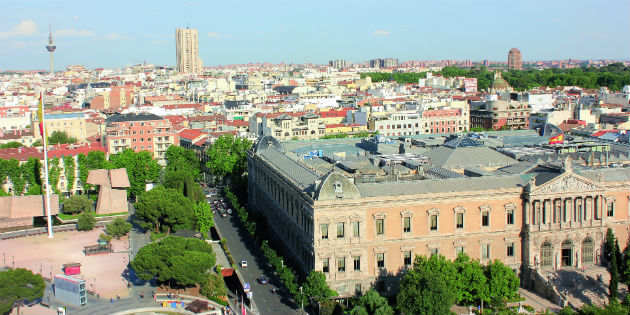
[299,286,303,314]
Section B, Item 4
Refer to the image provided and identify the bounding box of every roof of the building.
[257,147,319,190]
[424,146,516,168]
[356,175,526,197]
[105,113,164,124]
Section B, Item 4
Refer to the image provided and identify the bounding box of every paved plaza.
[1,227,131,300]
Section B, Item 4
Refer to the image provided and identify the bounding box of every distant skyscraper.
[508,48,522,70]
[175,28,202,74]
[45,24,56,73]
[329,60,349,69]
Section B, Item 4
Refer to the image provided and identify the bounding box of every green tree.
[350,288,394,315]
[163,170,203,203]
[165,145,200,178]
[63,194,93,214]
[0,268,45,315]
[77,211,96,231]
[397,265,456,315]
[109,149,160,198]
[131,236,216,287]
[609,242,619,304]
[0,159,11,195]
[87,150,109,170]
[31,139,43,147]
[413,254,457,290]
[454,253,489,306]
[63,156,76,193]
[7,159,25,195]
[76,153,91,191]
[301,271,337,303]
[0,141,23,149]
[205,134,252,178]
[47,157,61,194]
[106,217,132,239]
[134,186,195,234]
[48,131,78,144]
[604,228,616,263]
[193,201,214,237]
[22,157,42,195]
[485,259,520,301]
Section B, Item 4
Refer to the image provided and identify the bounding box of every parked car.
[227,208,232,215]
[241,260,248,268]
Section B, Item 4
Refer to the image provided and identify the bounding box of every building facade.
[104,113,179,164]
[247,136,630,296]
[508,48,523,70]
[175,28,202,74]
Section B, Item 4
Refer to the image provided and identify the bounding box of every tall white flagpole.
[41,92,53,238]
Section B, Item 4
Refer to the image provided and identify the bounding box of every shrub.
[99,233,113,243]
[106,217,132,239]
[77,212,96,231]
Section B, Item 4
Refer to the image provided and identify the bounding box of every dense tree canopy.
[454,253,489,306]
[165,145,200,179]
[485,259,520,301]
[131,236,216,287]
[109,149,160,198]
[397,264,455,315]
[0,268,45,315]
[0,141,23,149]
[350,288,394,315]
[134,186,195,234]
[362,63,630,92]
[48,131,78,145]
[301,271,337,301]
[206,135,252,178]
[63,194,93,214]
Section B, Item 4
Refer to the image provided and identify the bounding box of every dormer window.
[333,181,343,193]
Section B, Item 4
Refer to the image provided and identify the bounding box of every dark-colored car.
[258,276,268,284]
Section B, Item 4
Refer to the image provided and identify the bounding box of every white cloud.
[152,39,166,45]
[186,1,198,6]
[0,19,38,39]
[372,30,390,36]
[104,33,131,40]
[207,32,220,37]
[72,16,79,20]
[56,28,95,38]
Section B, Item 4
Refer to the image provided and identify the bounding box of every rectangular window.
[456,213,464,229]
[338,257,345,272]
[482,244,490,259]
[429,248,439,257]
[430,215,438,231]
[507,243,514,257]
[607,203,614,217]
[377,253,385,268]
[353,256,361,271]
[320,224,329,239]
[376,219,384,235]
[355,283,362,294]
[507,210,514,225]
[482,211,490,227]
[322,258,329,273]
[403,251,412,266]
[352,221,360,237]
[456,246,464,255]
[403,217,411,233]
[337,223,345,238]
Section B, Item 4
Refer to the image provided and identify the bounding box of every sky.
[0,0,628,70]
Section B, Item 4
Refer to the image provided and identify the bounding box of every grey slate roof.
[356,175,526,197]
[105,113,163,124]
[258,147,320,190]
[425,146,516,169]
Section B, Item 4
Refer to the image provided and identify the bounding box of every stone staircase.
[540,266,627,308]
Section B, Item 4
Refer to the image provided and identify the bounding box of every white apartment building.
[175,28,203,74]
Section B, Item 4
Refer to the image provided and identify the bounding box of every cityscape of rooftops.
[0,1,629,315]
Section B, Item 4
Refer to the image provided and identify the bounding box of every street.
[212,199,299,315]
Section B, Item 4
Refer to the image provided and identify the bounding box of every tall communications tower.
[46,24,56,74]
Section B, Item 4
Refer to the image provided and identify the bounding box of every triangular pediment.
[530,173,603,196]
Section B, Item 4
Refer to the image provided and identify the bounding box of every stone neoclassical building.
[247,135,630,296]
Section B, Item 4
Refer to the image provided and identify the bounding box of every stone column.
[524,200,530,225]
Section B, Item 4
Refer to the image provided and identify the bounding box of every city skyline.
[0,0,628,70]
